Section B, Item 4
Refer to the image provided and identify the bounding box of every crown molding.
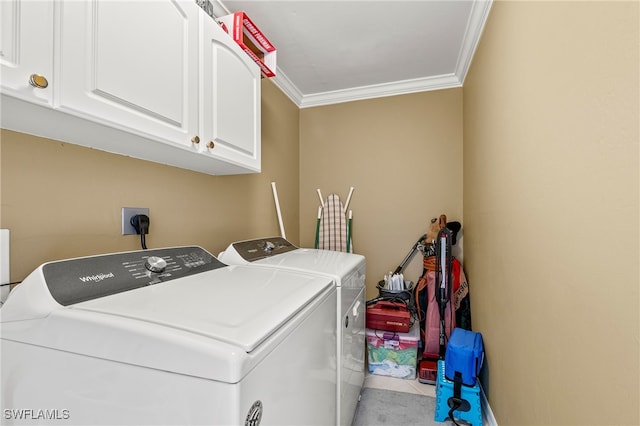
[455,0,493,83]
[296,74,463,109]
[298,74,462,108]
[270,71,305,107]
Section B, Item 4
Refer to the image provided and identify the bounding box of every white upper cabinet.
[199,11,261,173]
[0,0,54,106]
[0,0,261,175]
[57,0,200,150]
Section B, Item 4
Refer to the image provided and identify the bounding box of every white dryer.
[219,237,366,426]
[0,246,337,426]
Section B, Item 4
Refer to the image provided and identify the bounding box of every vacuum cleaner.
[418,227,455,384]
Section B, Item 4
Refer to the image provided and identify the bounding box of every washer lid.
[254,248,365,285]
[73,265,333,352]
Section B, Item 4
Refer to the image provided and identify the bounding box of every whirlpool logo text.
[78,272,115,283]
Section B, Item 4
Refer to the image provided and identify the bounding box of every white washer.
[0,246,337,426]
[219,237,366,426]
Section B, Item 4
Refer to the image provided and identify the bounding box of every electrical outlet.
[122,208,149,235]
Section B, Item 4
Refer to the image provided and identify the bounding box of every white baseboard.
[480,383,498,426]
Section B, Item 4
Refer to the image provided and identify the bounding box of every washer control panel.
[43,246,225,306]
[231,237,297,262]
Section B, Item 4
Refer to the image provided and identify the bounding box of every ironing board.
[315,187,354,253]
[318,194,348,252]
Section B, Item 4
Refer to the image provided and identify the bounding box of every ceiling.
[211,1,493,108]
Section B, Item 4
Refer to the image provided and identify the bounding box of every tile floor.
[363,372,436,398]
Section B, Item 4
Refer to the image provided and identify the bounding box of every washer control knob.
[145,256,167,273]
[263,241,276,252]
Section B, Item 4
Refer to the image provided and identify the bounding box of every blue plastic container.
[444,328,484,386]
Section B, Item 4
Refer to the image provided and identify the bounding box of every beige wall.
[299,89,464,298]
[0,79,300,281]
[463,1,639,425]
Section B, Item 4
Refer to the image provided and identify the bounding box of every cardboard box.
[366,323,419,380]
[217,11,276,78]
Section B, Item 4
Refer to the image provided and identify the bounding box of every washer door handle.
[352,300,361,318]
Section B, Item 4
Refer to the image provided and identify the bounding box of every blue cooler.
[445,328,484,385]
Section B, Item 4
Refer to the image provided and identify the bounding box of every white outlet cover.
[122,208,150,235]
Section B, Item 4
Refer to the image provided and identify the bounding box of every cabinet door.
[0,0,54,106]
[57,0,199,149]
[199,11,261,173]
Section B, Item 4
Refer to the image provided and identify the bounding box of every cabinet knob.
[29,74,49,89]
[191,135,200,144]
[207,141,215,149]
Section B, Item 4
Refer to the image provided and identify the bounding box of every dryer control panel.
[230,237,297,262]
[43,247,225,306]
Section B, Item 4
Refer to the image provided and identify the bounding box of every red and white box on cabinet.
[217,11,276,78]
